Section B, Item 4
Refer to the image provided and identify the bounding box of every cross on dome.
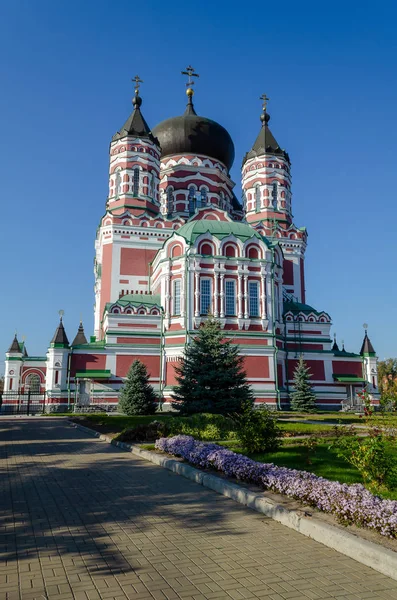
[181,65,199,88]
[260,93,270,111]
[132,75,143,95]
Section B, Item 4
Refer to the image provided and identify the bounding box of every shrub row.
[155,435,397,538]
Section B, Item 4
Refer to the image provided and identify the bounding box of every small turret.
[50,316,69,347]
[72,321,88,346]
[8,334,21,353]
[46,312,71,400]
[332,333,340,352]
[360,324,378,393]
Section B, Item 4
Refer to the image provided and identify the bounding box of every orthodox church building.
[2,69,378,412]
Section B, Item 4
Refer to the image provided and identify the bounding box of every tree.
[118,360,157,415]
[172,316,253,415]
[0,376,3,394]
[377,358,397,407]
[290,356,317,412]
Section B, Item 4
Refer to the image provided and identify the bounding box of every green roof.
[175,220,265,244]
[333,375,365,383]
[75,370,111,379]
[283,301,323,315]
[105,294,163,314]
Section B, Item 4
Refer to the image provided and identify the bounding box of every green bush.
[116,420,170,443]
[233,402,281,454]
[332,428,397,492]
[168,413,236,441]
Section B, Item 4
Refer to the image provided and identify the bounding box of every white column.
[237,272,243,319]
[266,269,273,329]
[261,271,267,319]
[219,273,225,318]
[181,269,186,318]
[214,267,219,317]
[164,269,171,319]
[194,272,200,317]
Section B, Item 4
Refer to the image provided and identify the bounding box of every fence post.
[27,390,31,416]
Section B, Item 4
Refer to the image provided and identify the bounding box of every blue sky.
[0,0,396,372]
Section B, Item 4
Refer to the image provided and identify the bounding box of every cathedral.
[2,68,379,412]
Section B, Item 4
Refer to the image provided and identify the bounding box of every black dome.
[152,101,235,170]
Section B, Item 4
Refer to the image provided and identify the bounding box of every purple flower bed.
[155,435,397,538]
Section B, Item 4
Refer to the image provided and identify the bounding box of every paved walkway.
[1,420,397,600]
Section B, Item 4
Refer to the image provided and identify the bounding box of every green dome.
[175,220,265,244]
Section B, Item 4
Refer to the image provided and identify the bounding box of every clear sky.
[0,0,396,373]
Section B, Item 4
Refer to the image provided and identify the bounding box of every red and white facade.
[2,86,378,411]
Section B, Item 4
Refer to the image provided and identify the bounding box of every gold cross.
[132,75,143,94]
[181,65,199,87]
[260,93,270,111]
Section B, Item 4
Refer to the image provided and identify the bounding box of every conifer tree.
[172,316,253,415]
[118,360,157,415]
[290,355,317,412]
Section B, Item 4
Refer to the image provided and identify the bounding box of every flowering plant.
[155,435,397,538]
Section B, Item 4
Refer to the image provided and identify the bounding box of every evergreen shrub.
[233,401,281,453]
[118,360,158,416]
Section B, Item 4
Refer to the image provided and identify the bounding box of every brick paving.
[1,420,397,600]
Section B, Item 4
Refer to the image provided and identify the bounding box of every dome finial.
[181,65,199,110]
[259,93,270,125]
[132,74,143,108]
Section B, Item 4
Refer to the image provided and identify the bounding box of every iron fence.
[0,392,46,415]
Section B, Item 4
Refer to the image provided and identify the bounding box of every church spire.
[72,321,88,346]
[112,76,158,143]
[50,314,69,347]
[7,334,21,353]
[243,94,289,164]
[360,325,376,356]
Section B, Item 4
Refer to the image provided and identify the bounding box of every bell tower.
[94,79,163,339]
[242,96,307,302]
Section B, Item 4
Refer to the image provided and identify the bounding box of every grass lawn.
[277,422,339,436]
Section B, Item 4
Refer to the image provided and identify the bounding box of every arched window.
[255,185,261,212]
[188,186,195,215]
[115,170,121,198]
[220,191,225,209]
[173,279,181,315]
[272,182,278,209]
[167,187,174,215]
[26,373,41,393]
[200,188,208,206]
[133,167,140,196]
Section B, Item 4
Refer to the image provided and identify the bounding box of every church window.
[225,280,236,316]
[200,279,212,315]
[115,170,121,197]
[26,373,41,393]
[188,186,196,214]
[249,282,259,317]
[149,173,155,199]
[255,186,261,212]
[173,280,181,315]
[272,182,278,208]
[133,167,140,196]
[55,370,59,385]
[200,188,208,206]
[220,191,225,209]
[167,187,174,215]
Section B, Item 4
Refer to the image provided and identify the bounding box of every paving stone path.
[1,419,397,600]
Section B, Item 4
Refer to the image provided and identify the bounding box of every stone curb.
[69,420,397,581]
